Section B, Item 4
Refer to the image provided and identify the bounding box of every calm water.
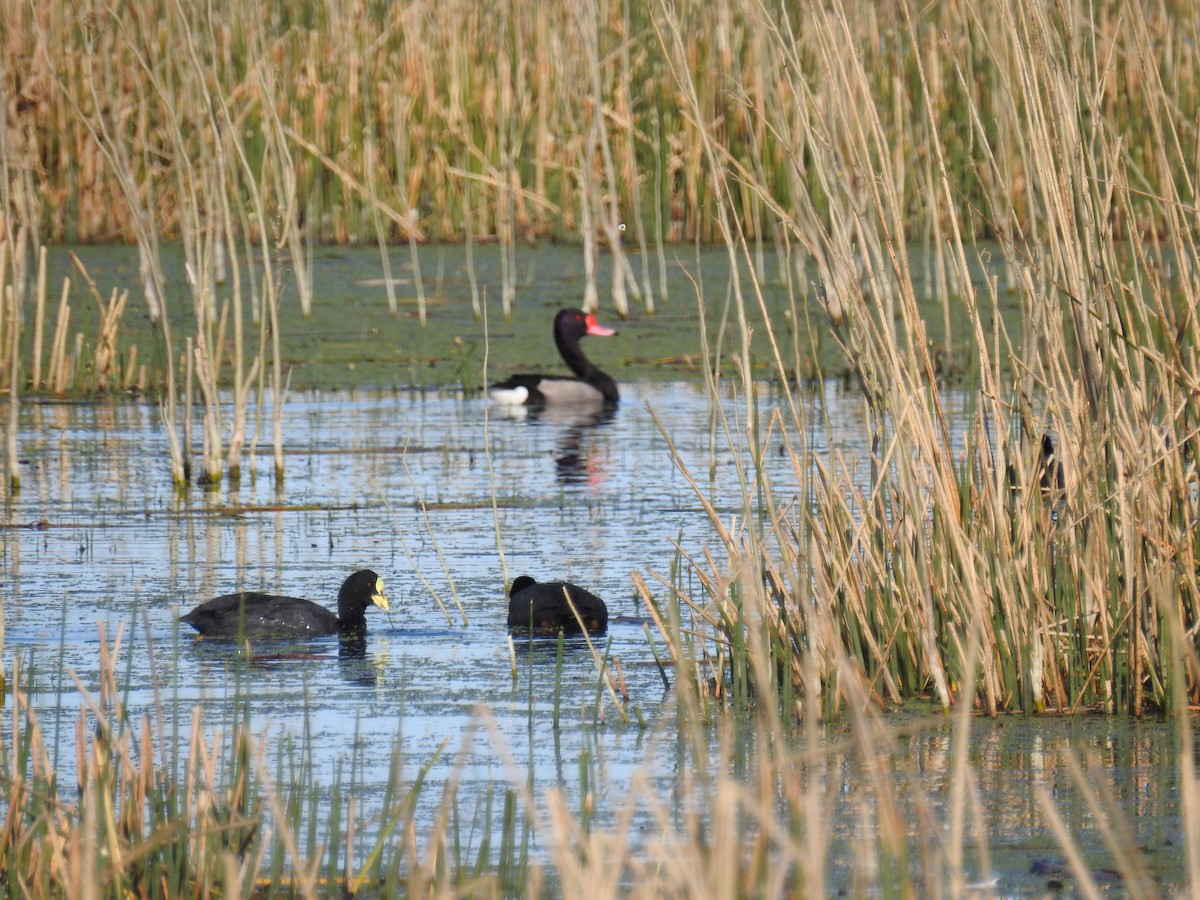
[0,383,1190,893]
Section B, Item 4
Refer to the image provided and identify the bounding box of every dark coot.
[1037,433,1065,491]
[489,308,619,406]
[1005,433,1065,495]
[507,575,608,633]
[180,569,389,640]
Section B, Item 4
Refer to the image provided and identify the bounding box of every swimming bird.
[1036,434,1065,492]
[180,569,389,640]
[507,575,608,633]
[489,308,619,406]
[1005,433,1065,495]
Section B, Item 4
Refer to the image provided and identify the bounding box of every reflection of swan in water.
[493,400,615,485]
[491,400,612,427]
[548,404,615,485]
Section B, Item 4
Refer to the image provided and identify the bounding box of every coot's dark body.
[507,575,608,633]
[1005,433,1065,495]
[489,309,619,407]
[1037,433,1065,492]
[181,569,389,640]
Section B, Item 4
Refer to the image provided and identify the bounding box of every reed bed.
[0,0,1193,250]
[0,247,138,398]
[647,0,1200,718]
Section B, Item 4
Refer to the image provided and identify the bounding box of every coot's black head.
[337,569,390,626]
[510,575,538,596]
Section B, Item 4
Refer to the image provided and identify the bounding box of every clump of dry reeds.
[4,0,1191,255]
[0,241,151,494]
[650,0,1199,718]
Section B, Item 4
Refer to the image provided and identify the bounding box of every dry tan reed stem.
[47,281,70,394]
[30,246,47,391]
[0,264,6,393]
[191,333,222,485]
[0,246,7,390]
[579,154,599,313]
[183,339,194,482]
[94,289,127,393]
[498,200,516,318]
[631,570,677,664]
[270,293,286,483]
[222,224,249,482]
[365,139,400,316]
[68,334,82,389]
[5,285,18,490]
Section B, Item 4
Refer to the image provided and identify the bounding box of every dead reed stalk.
[5,283,18,491]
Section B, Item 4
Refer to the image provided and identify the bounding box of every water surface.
[0,383,1189,894]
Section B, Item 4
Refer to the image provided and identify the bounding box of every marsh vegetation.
[2,0,1199,894]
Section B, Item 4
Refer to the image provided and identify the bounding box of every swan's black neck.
[556,329,593,378]
[556,331,618,402]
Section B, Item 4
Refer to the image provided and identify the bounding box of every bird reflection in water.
[495,401,616,487]
[549,404,616,486]
[338,634,389,687]
[188,635,389,690]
